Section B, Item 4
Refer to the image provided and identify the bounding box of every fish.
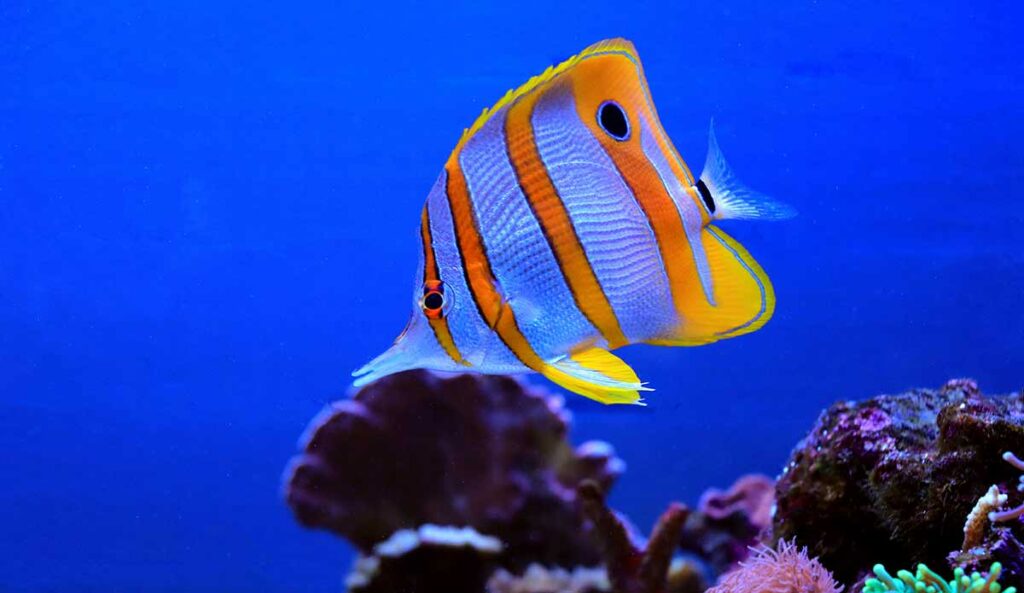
[352,38,794,405]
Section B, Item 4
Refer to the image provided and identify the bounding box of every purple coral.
[706,541,842,593]
[284,370,623,574]
[678,474,775,577]
[774,379,1024,584]
[698,474,774,531]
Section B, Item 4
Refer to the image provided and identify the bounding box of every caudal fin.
[699,121,796,221]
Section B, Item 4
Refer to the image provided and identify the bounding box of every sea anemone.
[705,540,842,593]
[863,562,1015,593]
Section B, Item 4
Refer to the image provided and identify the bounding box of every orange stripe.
[420,206,468,366]
[565,102,693,324]
[503,94,629,349]
[443,159,547,371]
[601,148,693,324]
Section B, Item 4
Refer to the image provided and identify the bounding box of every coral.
[774,379,1024,583]
[698,474,774,531]
[665,558,712,593]
[863,562,1015,593]
[990,452,1024,523]
[487,564,610,593]
[577,480,691,593]
[705,540,842,593]
[344,525,501,593]
[284,370,623,573]
[678,474,775,577]
[949,451,1024,585]
[963,486,1008,551]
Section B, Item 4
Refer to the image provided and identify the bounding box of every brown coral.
[706,540,842,593]
[284,370,623,572]
[577,480,691,593]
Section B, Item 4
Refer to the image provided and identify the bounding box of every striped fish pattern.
[353,38,794,404]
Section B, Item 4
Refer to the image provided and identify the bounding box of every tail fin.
[699,121,796,221]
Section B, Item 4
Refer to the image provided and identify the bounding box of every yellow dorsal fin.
[454,38,639,151]
[540,346,649,406]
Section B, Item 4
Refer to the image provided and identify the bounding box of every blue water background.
[2,1,1022,590]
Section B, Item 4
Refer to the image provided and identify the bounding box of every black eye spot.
[597,101,630,140]
[695,179,716,214]
[423,291,444,311]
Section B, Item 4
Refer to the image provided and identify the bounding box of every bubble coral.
[705,540,842,593]
[863,563,1015,593]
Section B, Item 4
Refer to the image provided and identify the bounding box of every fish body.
[354,38,793,404]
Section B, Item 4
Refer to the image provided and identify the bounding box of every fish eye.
[597,101,630,140]
[421,280,449,319]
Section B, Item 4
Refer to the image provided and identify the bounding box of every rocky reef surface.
[774,378,1024,586]
[283,374,1024,592]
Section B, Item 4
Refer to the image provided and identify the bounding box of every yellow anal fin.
[540,347,649,406]
[650,225,775,346]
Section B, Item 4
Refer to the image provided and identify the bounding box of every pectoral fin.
[540,347,649,405]
[649,225,775,346]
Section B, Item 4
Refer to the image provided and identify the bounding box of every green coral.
[864,562,1016,593]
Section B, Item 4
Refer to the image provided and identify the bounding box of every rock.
[774,379,1024,584]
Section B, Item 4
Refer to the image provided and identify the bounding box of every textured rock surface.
[284,369,623,571]
[774,379,1024,584]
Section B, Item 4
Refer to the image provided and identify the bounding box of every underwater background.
[2,0,1023,591]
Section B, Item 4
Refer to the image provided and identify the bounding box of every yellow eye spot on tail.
[540,347,649,406]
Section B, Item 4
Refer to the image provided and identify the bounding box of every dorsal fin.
[454,38,640,150]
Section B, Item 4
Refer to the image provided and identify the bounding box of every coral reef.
[705,540,842,593]
[949,527,1024,590]
[344,525,501,593]
[284,370,621,575]
[990,453,1024,524]
[948,451,1024,585]
[698,474,774,531]
[487,565,610,593]
[284,372,1024,592]
[678,474,775,577]
[864,562,1014,593]
[577,480,700,593]
[774,379,1024,584]
[963,486,1008,551]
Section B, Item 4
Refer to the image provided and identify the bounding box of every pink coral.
[699,474,775,531]
[707,540,842,593]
